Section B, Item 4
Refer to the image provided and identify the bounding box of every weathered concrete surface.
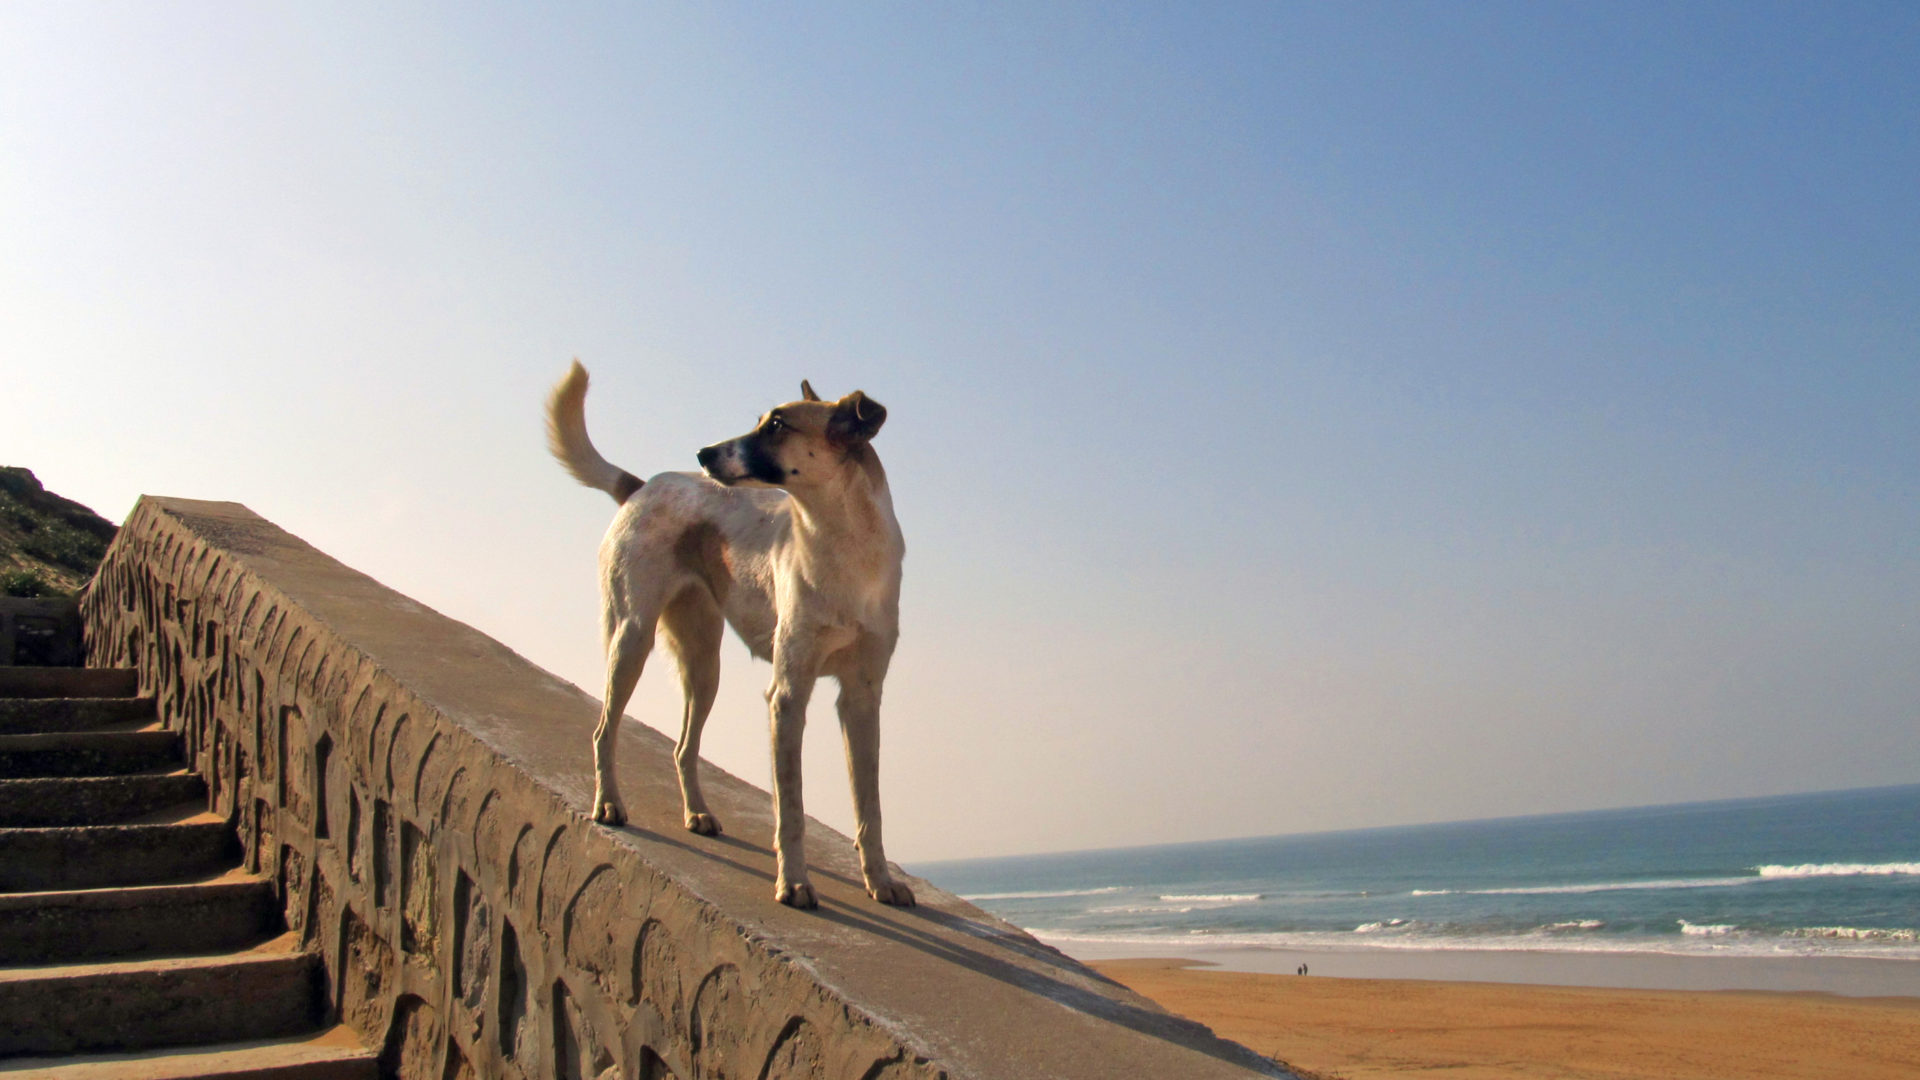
[0,870,278,964]
[0,695,156,734]
[0,662,372,1075]
[0,667,137,699]
[0,771,207,827]
[82,497,1292,1079]
[0,813,241,891]
[0,725,184,778]
[0,1024,376,1080]
[0,596,84,667]
[0,935,320,1056]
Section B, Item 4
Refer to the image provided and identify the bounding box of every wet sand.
[1094,957,1920,1080]
[1053,938,1920,997]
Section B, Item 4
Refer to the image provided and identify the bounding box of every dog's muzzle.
[697,442,742,485]
[699,435,786,486]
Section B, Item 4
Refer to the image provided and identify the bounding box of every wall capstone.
[83,497,1291,1079]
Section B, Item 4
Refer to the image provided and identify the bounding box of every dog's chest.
[719,569,780,660]
[812,533,901,625]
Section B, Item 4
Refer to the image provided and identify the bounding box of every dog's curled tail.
[546,360,644,504]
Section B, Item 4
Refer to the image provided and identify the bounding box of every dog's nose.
[696,445,719,471]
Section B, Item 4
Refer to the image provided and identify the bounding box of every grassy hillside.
[0,468,117,598]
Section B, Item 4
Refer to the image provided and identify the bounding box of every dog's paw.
[685,812,723,836]
[867,878,916,907]
[593,800,627,827]
[775,880,818,910]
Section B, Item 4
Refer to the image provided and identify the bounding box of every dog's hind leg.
[661,590,724,836]
[594,617,653,827]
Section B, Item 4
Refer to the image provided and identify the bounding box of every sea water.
[914,784,1920,966]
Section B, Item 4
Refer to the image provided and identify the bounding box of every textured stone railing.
[81,497,1288,1079]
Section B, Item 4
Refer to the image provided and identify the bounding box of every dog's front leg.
[837,653,914,906]
[766,647,819,909]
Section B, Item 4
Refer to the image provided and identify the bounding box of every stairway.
[0,667,376,1079]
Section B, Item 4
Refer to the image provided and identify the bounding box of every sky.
[4,3,1916,862]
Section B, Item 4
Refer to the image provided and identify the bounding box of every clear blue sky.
[5,3,1916,860]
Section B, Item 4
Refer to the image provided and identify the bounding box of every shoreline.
[1048,937,1920,998]
[1094,957,1920,1080]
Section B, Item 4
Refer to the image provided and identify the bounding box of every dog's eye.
[767,415,784,432]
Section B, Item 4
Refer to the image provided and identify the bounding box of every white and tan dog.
[545,362,911,909]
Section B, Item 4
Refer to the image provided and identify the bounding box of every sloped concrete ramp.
[76,497,1290,1079]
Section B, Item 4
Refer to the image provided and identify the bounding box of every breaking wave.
[1414,877,1752,897]
[1026,924,1920,961]
[1405,864,1919,898]
[961,886,1126,901]
[1753,862,1920,879]
[1786,926,1918,942]
[1678,920,1737,936]
[1354,918,1414,934]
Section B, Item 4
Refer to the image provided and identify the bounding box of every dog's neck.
[784,448,903,590]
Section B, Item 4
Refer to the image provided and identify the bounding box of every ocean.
[914,784,1920,992]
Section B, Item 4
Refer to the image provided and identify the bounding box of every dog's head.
[696,380,887,488]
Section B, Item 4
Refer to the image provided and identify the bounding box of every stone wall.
[81,497,1289,1080]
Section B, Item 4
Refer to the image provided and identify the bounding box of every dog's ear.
[827,391,887,446]
[800,380,821,402]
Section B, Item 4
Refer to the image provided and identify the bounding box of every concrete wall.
[81,497,1289,1080]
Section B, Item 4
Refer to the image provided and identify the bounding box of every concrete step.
[0,871,278,965]
[0,669,139,700]
[0,934,321,1058]
[0,773,207,828]
[0,810,240,892]
[0,1024,376,1080]
[0,1025,376,1080]
[0,727,182,779]
[0,697,156,735]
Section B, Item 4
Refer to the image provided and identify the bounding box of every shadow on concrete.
[612,818,1284,1077]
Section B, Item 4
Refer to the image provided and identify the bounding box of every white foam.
[1678,920,1738,936]
[1402,864,1917,898]
[1458,876,1753,896]
[1786,926,1919,942]
[961,886,1126,901]
[1028,925,1920,961]
[1158,893,1263,903]
[1753,862,1920,879]
[1354,918,1413,934]
[1542,920,1606,932]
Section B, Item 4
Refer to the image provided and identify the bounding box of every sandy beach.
[1094,958,1920,1080]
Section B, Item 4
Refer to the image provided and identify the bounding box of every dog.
[545,361,912,909]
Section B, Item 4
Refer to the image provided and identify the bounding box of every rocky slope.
[0,468,116,597]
